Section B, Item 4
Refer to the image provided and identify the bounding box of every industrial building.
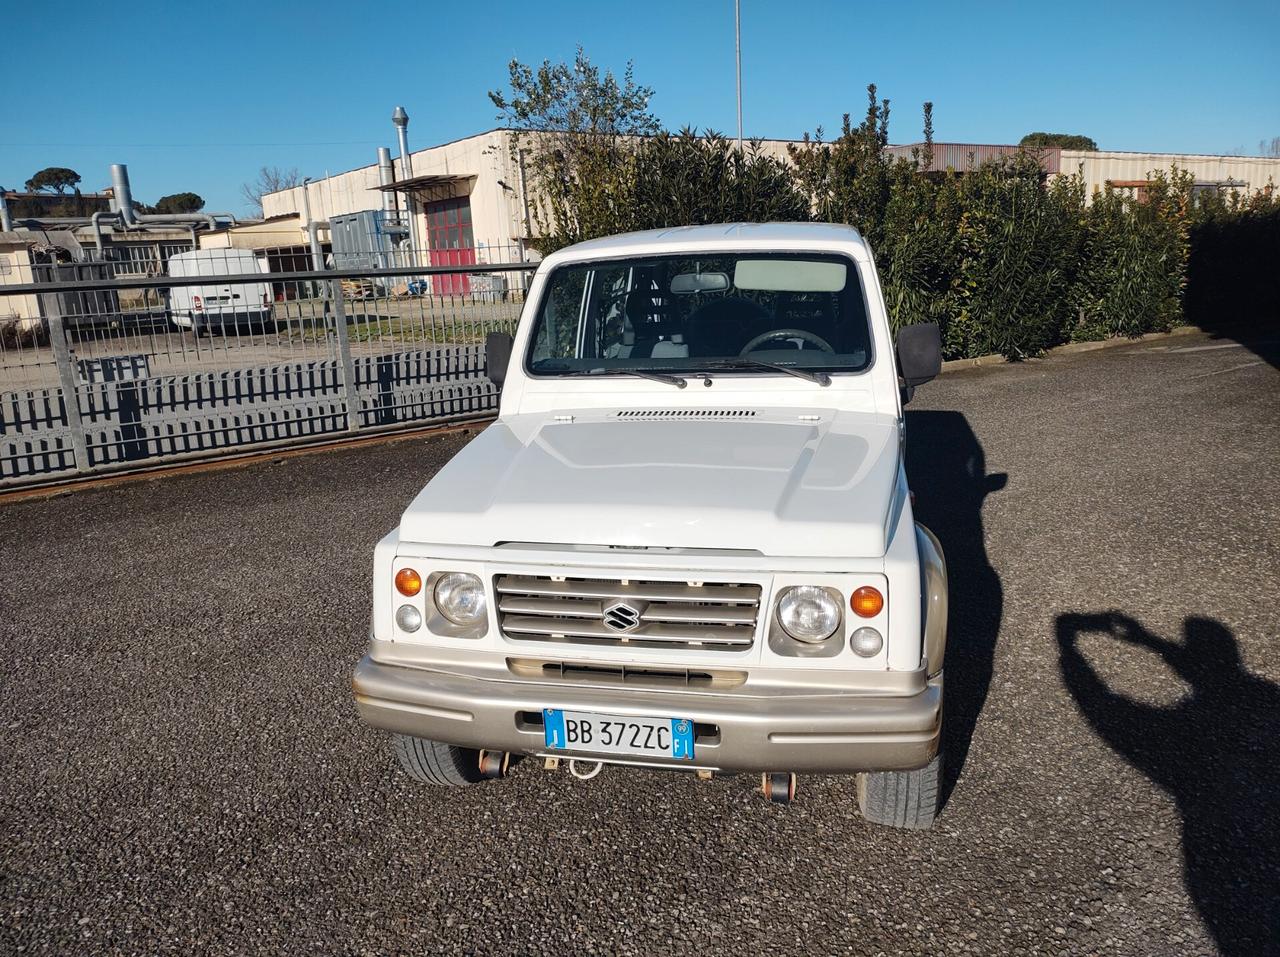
[885,142,1280,197]
[258,111,799,272]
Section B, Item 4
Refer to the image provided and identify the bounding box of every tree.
[240,166,301,215]
[153,192,205,214]
[1019,132,1098,151]
[1260,137,1280,158]
[24,167,81,194]
[489,46,660,250]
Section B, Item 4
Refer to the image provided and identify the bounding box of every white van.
[167,249,274,335]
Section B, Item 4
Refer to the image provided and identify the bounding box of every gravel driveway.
[2,330,1277,956]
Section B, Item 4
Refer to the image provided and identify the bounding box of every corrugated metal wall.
[1061,151,1280,193]
[884,143,1061,174]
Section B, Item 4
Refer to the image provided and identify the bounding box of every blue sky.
[4,0,1277,213]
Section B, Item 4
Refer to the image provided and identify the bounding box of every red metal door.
[425,196,475,295]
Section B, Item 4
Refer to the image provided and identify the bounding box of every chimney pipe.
[377,146,396,216]
[391,106,420,266]
[110,164,137,226]
[0,189,12,231]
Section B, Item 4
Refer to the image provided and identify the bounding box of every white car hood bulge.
[398,410,902,559]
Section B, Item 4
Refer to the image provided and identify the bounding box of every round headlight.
[434,572,487,626]
[777,586,841,643]
[395,603,422,632]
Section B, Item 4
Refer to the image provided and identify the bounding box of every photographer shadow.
[1056,612,1280,956]
[904,410,1007,803]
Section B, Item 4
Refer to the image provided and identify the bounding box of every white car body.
[353,223,949,825]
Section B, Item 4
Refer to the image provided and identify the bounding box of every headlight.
[434,572,487,626]
[776,585,842,643]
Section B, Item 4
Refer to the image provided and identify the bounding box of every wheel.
[391,732,486,786]
[857,752,942,829]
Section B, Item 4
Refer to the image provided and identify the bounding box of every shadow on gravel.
[904,410,1006,806]
[1056,613,1280,957]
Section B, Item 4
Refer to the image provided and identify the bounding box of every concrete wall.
[0,243,42,325]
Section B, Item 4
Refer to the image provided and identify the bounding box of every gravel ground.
[2,331,1277,956]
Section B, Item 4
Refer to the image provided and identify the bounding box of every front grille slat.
[495,576,755,604]
[498,596,604,618]
[501,615,754,647]
[494,574,761,652]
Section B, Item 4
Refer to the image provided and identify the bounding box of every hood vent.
[616,409,756,420]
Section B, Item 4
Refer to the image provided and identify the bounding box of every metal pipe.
[110,164,137,226]
[0,189,12,231]
[516,148,531,254]
[136,213,222,230]
[735,0,744,152]
[90,210,123,255]
[392,106,421,267]
[377,147,396,215]
[300,178,325,274]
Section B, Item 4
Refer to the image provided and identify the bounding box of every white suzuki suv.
[352,223,948,828]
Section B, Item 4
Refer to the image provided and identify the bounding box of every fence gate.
[0,257,531,489]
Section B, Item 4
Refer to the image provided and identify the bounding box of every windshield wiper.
[697,358,831,386]
[610,368,688,388]
[552,367,688,388]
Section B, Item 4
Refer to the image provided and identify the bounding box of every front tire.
[392,733,486,786]
[857,752,942,829]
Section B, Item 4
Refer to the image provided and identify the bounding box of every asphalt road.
[2,331,1277,956]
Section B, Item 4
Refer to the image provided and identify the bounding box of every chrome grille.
[494,575,761,650]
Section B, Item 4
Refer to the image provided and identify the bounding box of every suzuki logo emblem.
[602,599,646,633]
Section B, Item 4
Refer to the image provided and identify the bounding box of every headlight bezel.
[421,569,488,638]
[777,585,843,643]
[768,584,846,658]
[433,571,488,627]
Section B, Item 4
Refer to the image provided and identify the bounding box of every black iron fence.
[0,255,535,488]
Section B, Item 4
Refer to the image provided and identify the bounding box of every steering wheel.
[739,328,836,355]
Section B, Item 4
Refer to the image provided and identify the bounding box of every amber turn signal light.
[850,586,884,618]
[395,568,423,597]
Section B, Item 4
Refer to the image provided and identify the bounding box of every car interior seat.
[624,289,688,358]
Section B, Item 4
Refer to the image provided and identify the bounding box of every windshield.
[526,253,872,377]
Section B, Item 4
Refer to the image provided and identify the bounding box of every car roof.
[544,222,869,265]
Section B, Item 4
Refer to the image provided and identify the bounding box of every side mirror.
[485,332,514,388]
[895,322,942,403]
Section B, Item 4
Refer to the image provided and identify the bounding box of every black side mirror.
[485,332,514,388]
[896,322,942,403]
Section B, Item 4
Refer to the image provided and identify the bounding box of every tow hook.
[477,749,511,779]
[761,771,797,804]
[568,759,604,780]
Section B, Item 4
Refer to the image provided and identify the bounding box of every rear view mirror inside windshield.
[670,271,730,294]
[734,259,847,292]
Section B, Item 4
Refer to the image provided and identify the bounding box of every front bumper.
[352,655,943,773]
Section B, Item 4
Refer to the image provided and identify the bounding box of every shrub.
[1070,170,1192,341]
[1185,186,1280,333]
[629,130,809,229]
[944,154,1084,358]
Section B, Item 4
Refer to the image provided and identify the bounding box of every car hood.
[398,409,902,559]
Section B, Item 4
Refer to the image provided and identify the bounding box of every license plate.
[543,708,695,761]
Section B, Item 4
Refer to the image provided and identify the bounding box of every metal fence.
[0,249,535,489]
